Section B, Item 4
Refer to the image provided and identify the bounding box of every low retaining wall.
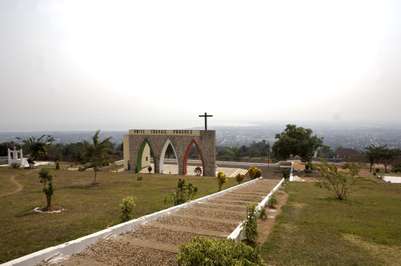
[3,178,262,266]
[227,178,285,241]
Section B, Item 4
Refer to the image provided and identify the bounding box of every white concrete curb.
[227,178,285,241]
[289,161,295,182]
[2,178,262,266]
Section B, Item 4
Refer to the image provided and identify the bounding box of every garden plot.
[46,179,279,266]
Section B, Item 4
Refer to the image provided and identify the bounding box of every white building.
[8,148,30,168]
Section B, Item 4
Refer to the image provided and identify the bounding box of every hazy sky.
[1,0,400,131]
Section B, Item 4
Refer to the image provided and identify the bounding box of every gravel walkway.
[48,179,279,266]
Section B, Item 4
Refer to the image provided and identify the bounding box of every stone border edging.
[227,178,285,241]
[2,177,262,266]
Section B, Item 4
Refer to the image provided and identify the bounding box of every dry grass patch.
[261,180,401,265]
[343,234,401,265]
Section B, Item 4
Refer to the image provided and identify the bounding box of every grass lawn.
[0,167,239,263]
[261,179,401,265]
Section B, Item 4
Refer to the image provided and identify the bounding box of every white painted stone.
[383,176,401,184]
[33,207,65,214]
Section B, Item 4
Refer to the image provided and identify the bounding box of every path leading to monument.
[0,175,23,198]
[49,179,280,266]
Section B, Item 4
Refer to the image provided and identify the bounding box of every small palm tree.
[83,130,112,185]
[39,169,54,211]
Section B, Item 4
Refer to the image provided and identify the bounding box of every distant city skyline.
[1,0,401,131]
[1,122,401,150]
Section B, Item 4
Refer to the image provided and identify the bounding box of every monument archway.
[123,129,216,176]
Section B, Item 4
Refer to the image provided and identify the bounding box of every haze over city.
[1,0,401,131]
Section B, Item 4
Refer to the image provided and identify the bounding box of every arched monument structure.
[123,129,216,176]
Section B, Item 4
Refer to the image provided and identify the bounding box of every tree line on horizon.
[1,125,401,173]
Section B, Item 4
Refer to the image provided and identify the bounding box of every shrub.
[248,167,262,179]
[282,169,290,179]
[177,237,262,266]
[316,162,361,200]
[259,207,267,220]
[305,162,314,173]
[235,173,245,184]
[55,161,60,170]
[244,205,258,246]
[166,179,198,206]
[267,195,278,209]
[38,168,54,211]
[217,172,227,191]
[147,166,152,173]
[120,196,136,222]
[392,164,401,173]
[137,175,143,181]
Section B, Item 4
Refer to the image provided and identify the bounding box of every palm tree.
[83,130,112,184]
[39,168,54,211]
[365,145,400,173]
[365,145,380,172]
[19,135,55,161]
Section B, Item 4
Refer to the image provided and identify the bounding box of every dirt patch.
[256,191,288,245]
[291,202,306,209]
[281,223,298,233]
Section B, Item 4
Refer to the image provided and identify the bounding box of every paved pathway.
[51,179,279,266]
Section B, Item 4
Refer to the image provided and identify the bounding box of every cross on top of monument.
[198,112,213,131]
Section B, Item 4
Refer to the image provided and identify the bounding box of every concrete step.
[151,222,227,238]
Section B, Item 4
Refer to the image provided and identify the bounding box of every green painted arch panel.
[135,139,155,173]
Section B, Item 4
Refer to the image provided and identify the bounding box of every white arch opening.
[159,139,179,174]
